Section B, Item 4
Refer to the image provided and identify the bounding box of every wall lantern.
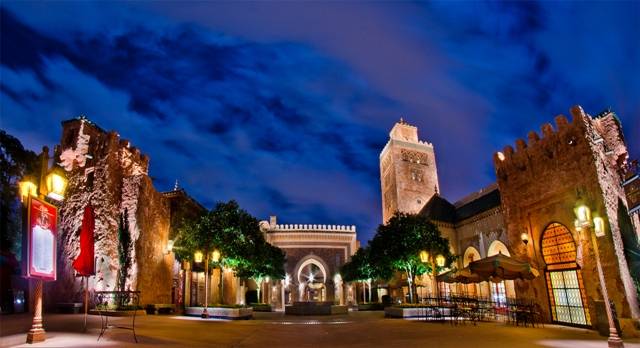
[45,166,68,201]
[520,232,530,245]
[435,254,446,267]
[194,251,203,263]
[419,250,429,263]
[19,176,38,202]
[593,217,606,237]
[165,239,174,255]
[212,249,221,263]
[574,202,591,227]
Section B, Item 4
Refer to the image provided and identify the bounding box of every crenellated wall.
[51,117,173,306]
[494,106,639,332]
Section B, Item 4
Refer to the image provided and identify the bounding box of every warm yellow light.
[194,251,204,263]
[212,249,221,262]
[45,167,67,201]
[19,178,37,202]
[419,250,429,263]
[165,239,174,254]
[436,254,446,267]
[574,204,591,225]
[520,232,529,245]
[593,217,606,237]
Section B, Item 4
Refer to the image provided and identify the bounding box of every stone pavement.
[1,311,639,348]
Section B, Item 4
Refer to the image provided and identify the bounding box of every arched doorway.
[487,240,515,304]
[463,247,482,297]
[296,258,327,302]
[541,222,590,326]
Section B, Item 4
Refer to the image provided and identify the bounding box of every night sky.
[1,2,638,243]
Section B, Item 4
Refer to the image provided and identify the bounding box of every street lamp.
[45,166,67,201]
[19,147,67,344]
[419,250,429,263]
[194,251,204,264]
[574,202,624,348]
[19,176,37,203]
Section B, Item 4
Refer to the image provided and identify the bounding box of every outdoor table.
[94,290,141,343]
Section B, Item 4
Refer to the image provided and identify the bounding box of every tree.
[0,130,38,256]
[236,242,285,303]
[116,211,132,295]
[369,212,454,303]
[340,247,379,303]
[173,200,285,304]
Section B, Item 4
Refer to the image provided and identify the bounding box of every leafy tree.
[369,212,454,303]
[0,130,38,257]
[236,242,285,303]
[174,200,285,304]
[340,247,379,303]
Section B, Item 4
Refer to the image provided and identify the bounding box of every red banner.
[73,204,95,276]
[26,197,57,281]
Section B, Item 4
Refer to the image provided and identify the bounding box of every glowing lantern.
[520,232,529,245]
[19,176,38,202]
[574,203,591,227]
[593,217,606,237]
[194,251,204,263]
[165,240,174,255]
[419,250,429,263]
[212,249,221,262]
[435,254,446,267]
[45,166,67,201]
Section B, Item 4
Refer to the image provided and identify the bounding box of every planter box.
[384,306,430,318]
[331,305,348,315]
[285,302,348,316]
[358,303,384,311]
[251,304,273,312]
[185,306,253,320]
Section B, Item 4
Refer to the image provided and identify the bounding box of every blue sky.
[1,1,638,242]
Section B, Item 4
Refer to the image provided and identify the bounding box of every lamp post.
[211,250,222,304]
[19,147,67,344]
[575,203,624,348]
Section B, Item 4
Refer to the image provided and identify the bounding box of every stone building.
[51,117,186,306]
[380,106,640,334]
[260,216,358,307]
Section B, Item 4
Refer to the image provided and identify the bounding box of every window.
[542,223,590,326]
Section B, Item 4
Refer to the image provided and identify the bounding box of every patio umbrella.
[468,252,539,282]
[72,204,95,332]
[437,268,486,284]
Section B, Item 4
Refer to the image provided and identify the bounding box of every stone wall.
[494,106,639,332]
[52,117,173,306]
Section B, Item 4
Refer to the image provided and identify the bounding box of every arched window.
[542,223,590,326]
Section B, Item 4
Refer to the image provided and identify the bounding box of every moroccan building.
[51,117,188,307]
[260,216,358,307]
[380,106,640,334]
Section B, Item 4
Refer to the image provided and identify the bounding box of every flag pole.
[83,276,88,332]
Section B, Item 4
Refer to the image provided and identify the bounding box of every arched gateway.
[541,223,590,326]
[261,216,358,307]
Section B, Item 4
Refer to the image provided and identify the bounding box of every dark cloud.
[1,2,638,243]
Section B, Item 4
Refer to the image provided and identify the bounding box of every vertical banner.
[27,197,57,281]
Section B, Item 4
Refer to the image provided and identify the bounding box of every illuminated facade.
[380,106,640,333]
[260,216,358,307]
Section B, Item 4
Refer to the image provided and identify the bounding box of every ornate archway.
[295,257,328,301]
[541,222,590,326]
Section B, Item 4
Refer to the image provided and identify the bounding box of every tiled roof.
[419,194,456,223]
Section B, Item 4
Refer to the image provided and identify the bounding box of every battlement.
[271,223,356,233]
[58,116,149,175]
[494,106,595,169]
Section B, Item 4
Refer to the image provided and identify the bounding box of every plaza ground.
[1,311,639,348]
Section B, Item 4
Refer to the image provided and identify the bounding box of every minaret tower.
[379,118,440,223]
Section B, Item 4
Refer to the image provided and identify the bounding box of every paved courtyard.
[1,311,639,348]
